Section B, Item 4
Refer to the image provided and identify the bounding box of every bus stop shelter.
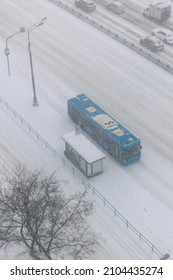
[62,131,106,178]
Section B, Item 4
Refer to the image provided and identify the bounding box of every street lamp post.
[27,17,47,106]
[5,27,25,76]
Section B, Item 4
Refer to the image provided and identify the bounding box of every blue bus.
[68,94,142,166]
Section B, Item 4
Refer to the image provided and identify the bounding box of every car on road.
[140,35,164,51]
[106,1,125,14]
[151,28,173,44]
[75,0,96,12]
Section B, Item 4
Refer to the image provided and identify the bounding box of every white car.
[152,28,173,44]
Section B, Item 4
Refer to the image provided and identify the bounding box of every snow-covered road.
[0,0,173,259]
[62,0,173,63]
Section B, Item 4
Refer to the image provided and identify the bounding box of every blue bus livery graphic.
[68,94,142,166]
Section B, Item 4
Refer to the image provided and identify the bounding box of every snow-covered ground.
[0,0,173,259]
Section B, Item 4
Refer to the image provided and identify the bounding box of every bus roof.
[68,94,140,148]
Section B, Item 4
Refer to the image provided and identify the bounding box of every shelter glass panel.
[92,160,102,175]
[80,156,87,173]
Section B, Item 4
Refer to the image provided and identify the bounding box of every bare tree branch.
[0,165,100,259]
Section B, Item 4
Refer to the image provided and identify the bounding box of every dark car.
[140,35,164,51]
[75,0,96,12]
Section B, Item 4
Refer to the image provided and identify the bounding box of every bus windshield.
[122,146,141,159]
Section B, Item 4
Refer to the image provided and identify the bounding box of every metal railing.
[0,95,163,258]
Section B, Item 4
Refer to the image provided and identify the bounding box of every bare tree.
[0,165,100,260]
